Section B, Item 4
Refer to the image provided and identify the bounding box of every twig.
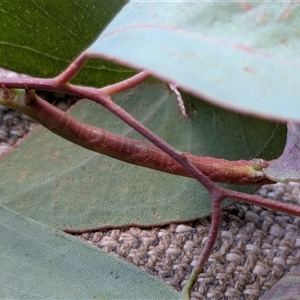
[100,70,151,95]
[181,197,223,300]
[54,53,88,84]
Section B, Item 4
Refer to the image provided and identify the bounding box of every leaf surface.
[263,122,300,182]
[259,266,300,300]
[86,1,300,122]
[0,84,285,230]
[0,0,133,87]
[0,205,178,299]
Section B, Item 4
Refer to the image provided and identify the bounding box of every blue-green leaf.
[0,205,178,299]
[86,1,300,122]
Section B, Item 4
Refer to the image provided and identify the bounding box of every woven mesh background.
[0,86,299,299]
[76,184,300,300]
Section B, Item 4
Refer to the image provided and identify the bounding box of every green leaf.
[0,0,134,87]
[86,1,300,122]
[0,204,178,299]
[259,266,300,300]
[263,122,300,182]
[0,84,285,230]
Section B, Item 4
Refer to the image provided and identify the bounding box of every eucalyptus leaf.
[87,1,300,122]
[0,205,178,299]
[0,0,133,87]
[263,122,300,182]
[259,266,300,300]
[0,84,285,230]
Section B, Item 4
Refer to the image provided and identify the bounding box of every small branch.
[178,184,300,298]
[0,77,59,91]
[225,188,300,217]
[53,53,88,84]
[99,70,151,95]
[180,197,223,300]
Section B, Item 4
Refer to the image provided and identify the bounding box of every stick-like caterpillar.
[0,88,267,185]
